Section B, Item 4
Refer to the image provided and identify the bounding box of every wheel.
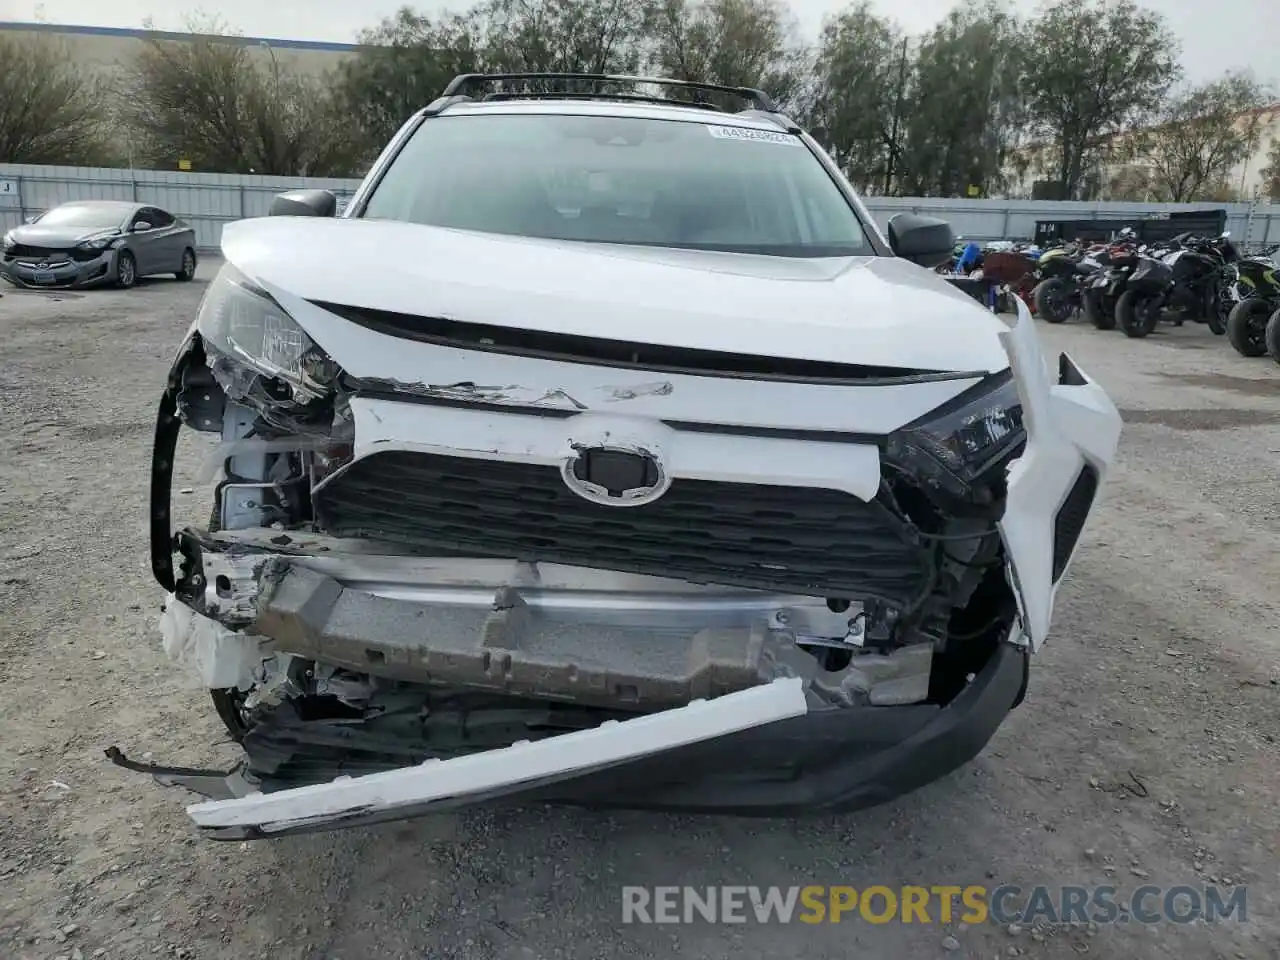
[1266,308,1280,365]
[176,247,197,281]
[1116,289,1161,339]
[1033,278,1073,323]
[1206,291,1228,336]
[115,250,137,289]
[1084,287,1116,330]
[1226,298,1272,357]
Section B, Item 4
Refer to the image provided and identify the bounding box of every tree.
[895,7,1027,198]
[644,0,807,109]
[1261,137,1280,201]
[0,35,114,165]
[478,0,646,74]
[1021,0,1180,200]
[122,18,360,176]
[804,2,903,193]
[1141,73,1272,202]
[337,0,648,159]
[1105,163,1157,201]
[335,7,485,154]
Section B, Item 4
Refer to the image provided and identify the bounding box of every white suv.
[130,73,1121,839]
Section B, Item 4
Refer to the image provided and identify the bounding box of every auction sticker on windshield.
[707,125,798,145]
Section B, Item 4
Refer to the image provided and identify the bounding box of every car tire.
[1033,278,1072,323]
[1265,308,1280,365]
[176,248,197,282]
[1084,287,1116,330]
[115,250,137,289]
[1117,289,1160,339]
[1226,298,1272,357]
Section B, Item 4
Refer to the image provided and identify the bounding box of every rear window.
[360,113,871,258]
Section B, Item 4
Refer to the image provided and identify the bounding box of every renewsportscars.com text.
[621,884,1247,925]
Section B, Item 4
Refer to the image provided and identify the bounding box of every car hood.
[222,217,1012,373]
[9,224,120,247]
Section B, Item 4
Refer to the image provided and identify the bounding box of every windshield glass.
[36,204,126,229]
[361,113,871,258]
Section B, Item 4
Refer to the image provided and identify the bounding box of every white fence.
[2,163,1278,252]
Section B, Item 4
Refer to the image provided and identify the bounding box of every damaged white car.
[116,73,1122,839]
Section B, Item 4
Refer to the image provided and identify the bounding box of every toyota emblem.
[561,446,670,507]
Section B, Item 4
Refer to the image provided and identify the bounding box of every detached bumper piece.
[184,676,809,839]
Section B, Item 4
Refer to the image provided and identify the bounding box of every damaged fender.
[997,299,1121,649]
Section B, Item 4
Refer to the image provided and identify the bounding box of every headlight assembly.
[197,263,338,400]
[77,234,115,251]
[886,373,1025,503]
[1,232,14,250]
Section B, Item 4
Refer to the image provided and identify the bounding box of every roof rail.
[480,90,725,111]
[439,72,779,113]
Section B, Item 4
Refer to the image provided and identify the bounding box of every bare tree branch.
[0,34,115,165]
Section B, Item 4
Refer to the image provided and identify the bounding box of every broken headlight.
[197,262,338,401]
[886,374,1025,502]
[77,232,117,251]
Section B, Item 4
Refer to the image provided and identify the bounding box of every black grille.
[1052,465,1098,580]
[313,451,933,603]
[6,243,99,263]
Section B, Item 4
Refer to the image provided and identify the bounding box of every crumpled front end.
[128,262,1119,838]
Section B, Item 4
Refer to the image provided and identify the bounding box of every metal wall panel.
[2,163,1276,252]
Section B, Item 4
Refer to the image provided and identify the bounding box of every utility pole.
[883,36,910,195]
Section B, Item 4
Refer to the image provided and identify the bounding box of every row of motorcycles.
[943,232,1280,362]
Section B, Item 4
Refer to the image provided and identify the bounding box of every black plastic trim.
[314,300,981,386]
[440,72,779,112]
[1051,464,1099,581]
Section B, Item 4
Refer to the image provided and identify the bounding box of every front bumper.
[131,640,1025,840]
[1,247,118,288]
[133,298,1118,838]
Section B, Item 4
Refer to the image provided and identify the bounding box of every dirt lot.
[1,263,1278,960]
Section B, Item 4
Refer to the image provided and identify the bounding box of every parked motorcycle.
[1032,242,1104,323]
[1225,246,1280,357]
[1116,232,1238,339]
[1083,229,1143,330]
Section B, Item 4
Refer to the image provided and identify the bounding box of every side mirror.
[132,221,153,232]
[887,213,955,269]
[24,215,38,224]
[269,189,337,218]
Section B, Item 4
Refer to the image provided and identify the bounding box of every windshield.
[361,113,871,258]
[36,205,126,229]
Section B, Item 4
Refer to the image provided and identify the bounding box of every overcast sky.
[3,0,1276,86]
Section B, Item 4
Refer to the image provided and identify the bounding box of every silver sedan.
[1,200,197,290]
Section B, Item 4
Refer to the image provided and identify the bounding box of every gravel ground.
[1,266,1278,960]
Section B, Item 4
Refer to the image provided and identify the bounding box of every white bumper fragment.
[159,593,270,691]
[187,676,808,833]
[997,299,1122,650]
